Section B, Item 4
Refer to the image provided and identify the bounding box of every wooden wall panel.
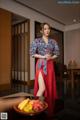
[0,8,11,89]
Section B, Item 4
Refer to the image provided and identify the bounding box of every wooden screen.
[11,20,30,92]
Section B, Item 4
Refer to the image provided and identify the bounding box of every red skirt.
[34,59,58,116]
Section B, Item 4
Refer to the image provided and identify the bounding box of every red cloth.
[34,59,58,116]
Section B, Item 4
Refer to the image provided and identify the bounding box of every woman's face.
[42,24,50,37]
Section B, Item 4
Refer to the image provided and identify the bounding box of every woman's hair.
[40,22,51,30]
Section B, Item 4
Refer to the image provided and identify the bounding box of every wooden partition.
[12,20,30,91]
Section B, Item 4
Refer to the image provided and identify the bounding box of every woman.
[30,23,59,116]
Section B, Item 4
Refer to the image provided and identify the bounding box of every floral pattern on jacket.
[30,38,59,75]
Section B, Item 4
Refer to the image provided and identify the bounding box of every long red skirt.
[34,59,58,116]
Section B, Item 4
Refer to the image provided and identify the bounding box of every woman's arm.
[51,54,58,59]
[32,54,46,59]
[33,54,58,60]
[45,54,58,60]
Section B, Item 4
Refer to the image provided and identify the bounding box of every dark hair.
[40,22,51,30]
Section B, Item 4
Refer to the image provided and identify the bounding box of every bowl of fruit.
[13,97,48,116]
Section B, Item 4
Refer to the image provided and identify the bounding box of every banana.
[18,98,30,110]
[23,103,33,112]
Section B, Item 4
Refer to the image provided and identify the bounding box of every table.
[0,92,33,99]
[0,92,48,120]
[68,68,80,97]
[0,92,64,120]
[5,109,50,120]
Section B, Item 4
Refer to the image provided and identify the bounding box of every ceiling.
[15,0,80,25]
[12,14,26,24]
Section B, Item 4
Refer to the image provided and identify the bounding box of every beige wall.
[0,8,11,90]
[64,28,80,66]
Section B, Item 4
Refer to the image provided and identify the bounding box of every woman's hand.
[45,54,52,60]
